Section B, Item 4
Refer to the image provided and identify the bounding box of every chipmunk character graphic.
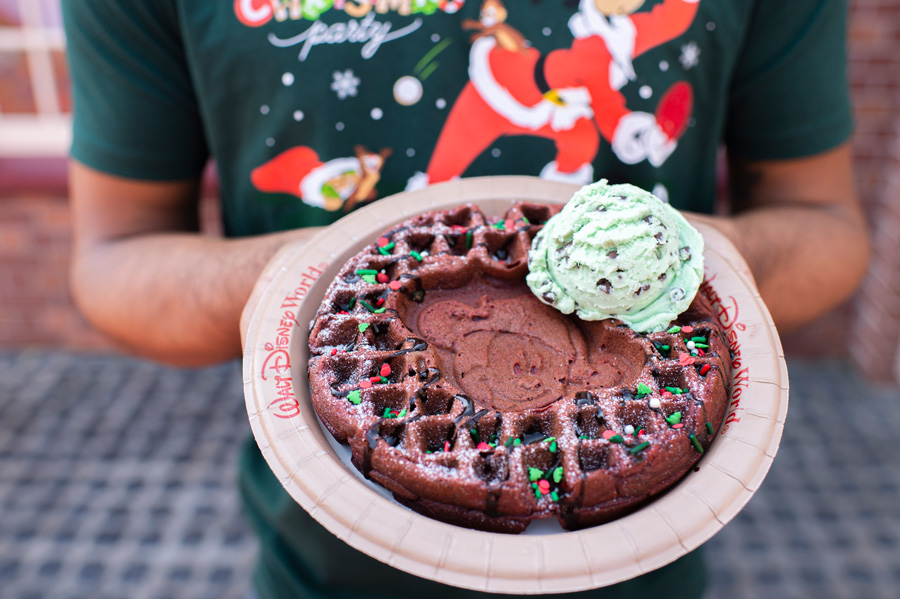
[343,145,393,212]
[411,0,699,189]
[251,144,392,212]
[462,0,528,53]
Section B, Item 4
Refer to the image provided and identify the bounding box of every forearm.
[71,228,319,366]
[707,199,869,332]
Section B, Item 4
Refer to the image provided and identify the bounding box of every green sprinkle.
[361,274,377,284]
[469,428,480,443]
[543,436,556,444]
[358,323,370,333]
[694,343,709,349]
[532,483,541,498]
[664,386,684,395]
[521,216,530,225]
[655,344,670,353]
[706,422,715,435]
[552,467,563,484]
[630,441,650,454]
[667,326,682,334]
[492,221,505,230]
[348,297,357,310]
[665,411,683,426]
[465,230,472,249]
[608,434,624,444]
[689,434,704,453]
[383,408,391,418]
[377,242,395,255]
[636,382,652,396]
[578,435,590,440]
[513,438,522,446]
[410,250,423,261]
[504,437,514,447]
[550,440,558,453]
[550,491,559,502]
[528,468,544,482]
[398,409,407,418]
[347,390,361,405]
[356,269,378,275]
[379,376,388,384]
[358,299,385,313]
[690,336,707,343]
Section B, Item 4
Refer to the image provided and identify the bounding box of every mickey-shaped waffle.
[307,203,730,533]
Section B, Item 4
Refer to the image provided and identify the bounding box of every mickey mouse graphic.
[411,0,699,189]
[417,294,636,412]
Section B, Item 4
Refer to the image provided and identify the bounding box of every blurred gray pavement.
[1,351,898,599]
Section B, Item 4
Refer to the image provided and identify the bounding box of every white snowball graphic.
[293,110,304,121]
[393,76,423,106]
[282,72,295,86]
[371,107,384,120]
[639,85,653,99]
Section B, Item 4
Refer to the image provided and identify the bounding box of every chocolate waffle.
[307,203,730,533]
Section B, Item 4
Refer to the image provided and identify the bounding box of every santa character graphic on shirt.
[251,145,392,212]
[411,0,698,189]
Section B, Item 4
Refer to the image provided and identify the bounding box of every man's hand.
[707,142,870,331]
[69,160,321,367]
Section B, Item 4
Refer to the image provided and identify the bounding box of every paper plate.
[242,176,788,594]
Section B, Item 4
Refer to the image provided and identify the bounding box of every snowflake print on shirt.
[679,41,701,69]
[331,69,360,99]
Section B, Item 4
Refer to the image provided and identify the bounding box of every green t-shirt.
[65,0,851,237]
[64,1,852,597]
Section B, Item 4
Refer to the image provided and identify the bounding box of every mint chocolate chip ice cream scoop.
[526,180,704,333]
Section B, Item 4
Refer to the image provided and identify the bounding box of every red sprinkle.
[359,380,372,389]
[476,442,490,450]
[538,480,551,494]
[602,430,616,440]
[377,237,390,247]
[451,225,467,232]
[331,348,338,356]
[699,364,711,376]
[504,219,514,230]
[672,423,685,429]
[376,272,389,283]
[389,280,402,291]
[443,441,451,452]
[697,349,706,356]
[375,297,385,307]
[380,363,392,377]
[662,391,674,399]
[679,352,696,366]
[370,375,381,384]
[681,326,694,334]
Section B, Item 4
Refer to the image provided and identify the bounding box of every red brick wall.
[845,0,900,382]
[0,190,109,349]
